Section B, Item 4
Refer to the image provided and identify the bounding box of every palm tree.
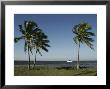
[32,29,50,69]
[14,20,39,70]
[72,21,95,70]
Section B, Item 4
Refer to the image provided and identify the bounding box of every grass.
[14,65,97,76]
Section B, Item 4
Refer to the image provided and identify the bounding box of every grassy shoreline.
[14,65,97,76]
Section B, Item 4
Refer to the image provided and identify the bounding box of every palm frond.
[44,44,50,47]
[83,39,94,50]
[37,49,42,56]
[84,37,94,42]
[72,21,95,50]
[14,36,24,43]
[72,30,78,35]
[42,40,50,43]
[42,46,48,52]
[86,32,95,36]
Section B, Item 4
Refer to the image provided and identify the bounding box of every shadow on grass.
[56,66,89,70]
[56,67,75,70]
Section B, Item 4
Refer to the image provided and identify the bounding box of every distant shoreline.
[14,60,97,61]
[14,60,97,68]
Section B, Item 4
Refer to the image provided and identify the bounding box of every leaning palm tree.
[32,29,50,69]
[14,20,39,70]
[72,21,95,70]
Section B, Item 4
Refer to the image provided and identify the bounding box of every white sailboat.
[67,60,72,62]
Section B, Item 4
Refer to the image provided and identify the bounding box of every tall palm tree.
[32,29,50,69]
[14,20,39,70]
[72,21,95,70]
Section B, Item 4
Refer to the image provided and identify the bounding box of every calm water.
[14,61,97,68]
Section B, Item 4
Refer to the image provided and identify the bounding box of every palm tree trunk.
[28,47,31,70]
[77,42,80,70]
[33,53,36,69]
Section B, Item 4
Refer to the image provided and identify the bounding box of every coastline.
[14,60,97,68]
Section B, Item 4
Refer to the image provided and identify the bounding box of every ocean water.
[14,61,97,68]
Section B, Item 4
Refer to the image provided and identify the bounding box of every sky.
[14,14,97,61]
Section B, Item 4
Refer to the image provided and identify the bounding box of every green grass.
[14,66,97,76]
